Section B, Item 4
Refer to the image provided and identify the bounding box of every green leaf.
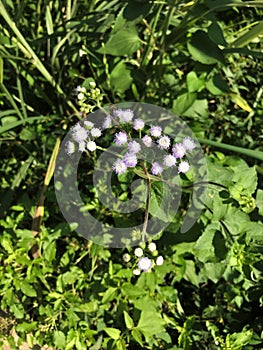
[110,61,133,93]
[229,93,252,113]
[20,128,36,141]
[256,189,263,216]
[16,321,37,333]
[132,329,144,347]
[124,311,134,329]
[121,283,145,297]
[44,240,57,263]
[148,181,178,223]
[20,281,37,297]
[101,287,117,303]
[100,27,141,56]
[202,262,226,283]
[206,74,230,95]
[242,222,263,242]
[194,223,219,263]
[172,92,196,115]
[187,30,225,64]
[208,22,227,46]
[186,72,205,93]
[104,327,121,340]
[137,310,165,338]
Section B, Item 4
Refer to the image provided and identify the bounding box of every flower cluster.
[110,108,195,176]
[66,105,196,177]
[66,119,101,154]
[76,81,103,114]
[122,241,164,275]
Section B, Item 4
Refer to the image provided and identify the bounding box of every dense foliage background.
[0,0,263,349]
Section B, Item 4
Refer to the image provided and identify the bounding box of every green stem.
[198,138,263,161]
[141,161,151,241]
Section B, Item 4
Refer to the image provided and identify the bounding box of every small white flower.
[156,256,164,266]
[87,141,97,152]
[123,253,131,262]
[89,81,96,88]
[113,159,127,175]
[183,137,196,151]
[78,141,86,152]
[133,269,141,276]
[84,120,94,128]
[134,247,143,257]
[148,242,157,252]
[157,135,170,150]
[72,126,88,143]
[65,141,75,155]
[90,128,102,138]
[138,257,152,272]
[128,141,141,154]
[178,161,190,173]
[102,115,112,129]
[77,92,85,100]
[163,154,176,167]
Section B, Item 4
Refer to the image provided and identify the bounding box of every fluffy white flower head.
[87,141,97,152]
[138,257,152,272]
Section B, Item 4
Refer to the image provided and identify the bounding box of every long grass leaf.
[231,21,263,48]
[0,116,45,134]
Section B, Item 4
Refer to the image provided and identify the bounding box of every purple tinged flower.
[102,115,112,130]
[133,118,145,130]
[142,135,153,147]
[138,257,152,272]
[157,135,170,150]
[128,141,141,154]
[87,141,97,151]
[172,143,186,159]
[65,141,75,155]
[151,162,163,175]
[72,124,88,143]
[90,127,102,138]
[163,154,176,167]
[115,109,134,123]
[113,159,127,175]
[178,161,190,173]
[183,137,196,151]
[123,153,137,167]
[114,131,128,146]
[150,125,162,137]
